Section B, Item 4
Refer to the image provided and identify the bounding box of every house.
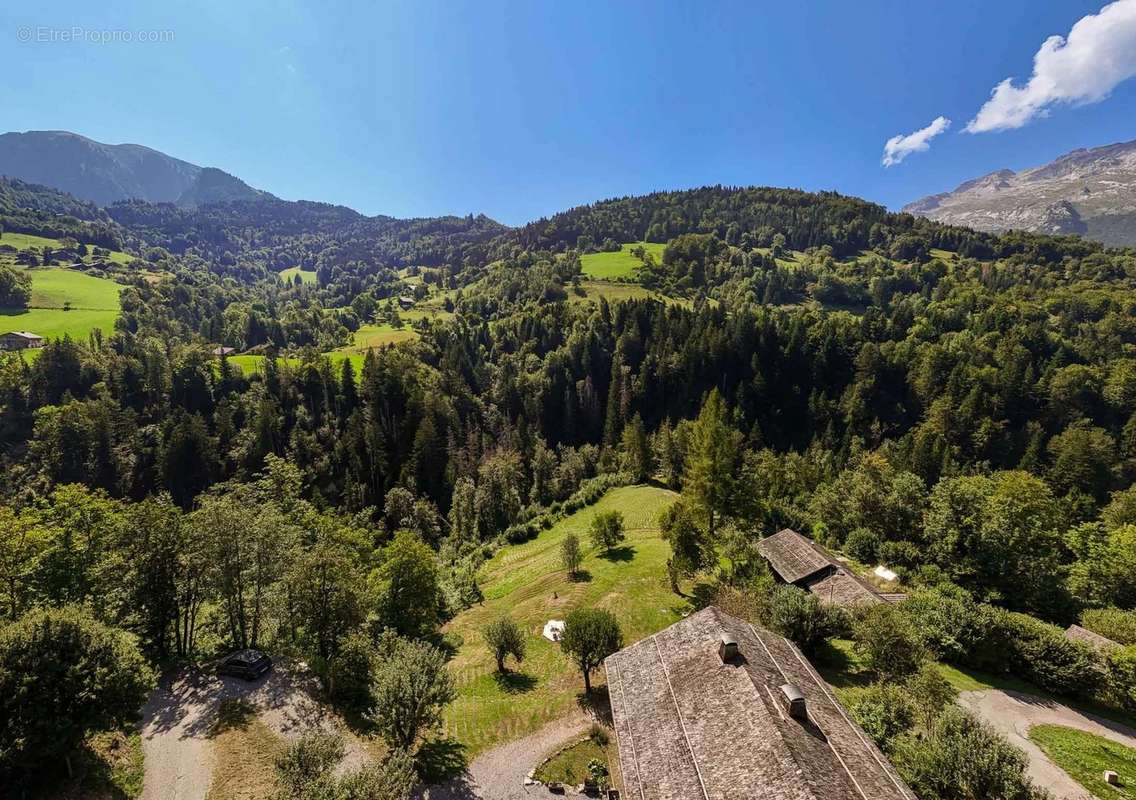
[1065,624,1120,653]
[758,528,884,606]
[0,331,46,351]
[211,346,236,357]
[397,295,415,310]
[605,607,917,800]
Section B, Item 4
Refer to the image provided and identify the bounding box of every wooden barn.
[0,331,46,351]
[757,527,885,607]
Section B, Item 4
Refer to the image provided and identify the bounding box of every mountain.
[903,139,1136,247]
[0,130,270,208]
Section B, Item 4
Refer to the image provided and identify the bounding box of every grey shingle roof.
[606,607,916,800]
[757,528,832,584]
[1065,624,1120,652]
[806,569,883,607]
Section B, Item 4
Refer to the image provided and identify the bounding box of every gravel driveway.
[139,660,366,800]
[421,712,595,800]
[958,688,1136,800]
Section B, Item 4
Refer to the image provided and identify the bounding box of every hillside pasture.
[580,242,665,280]
[0,267,122,343]
[442,484,682,756]
[0,231,134,265]
[279,266,317,285]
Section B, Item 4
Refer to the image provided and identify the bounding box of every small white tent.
[542,620,566,642]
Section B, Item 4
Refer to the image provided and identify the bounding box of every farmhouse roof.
[807,568,884,606]
[3,331,43,340]
[606,607,916,800]
[757,528,833,584]
[1064,624,1120,653]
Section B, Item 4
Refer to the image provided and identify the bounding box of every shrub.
[905,663,958,731]
[1002,611,1103,697]
[899,585,1004,670]
[878,540,922,570]
[766,584,846,656]
[894,707,1047,800]
[848,684,915,752]
[1081,607,1136,645]
[844,528,881,563]
[588,723,610,747]
[853,603,926,682]
[368,636,456,751]
[1105,645,1136,711]
[329,632,378,713]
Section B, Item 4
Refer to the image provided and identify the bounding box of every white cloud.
[882,116,952,167]
[966,0,1136,133]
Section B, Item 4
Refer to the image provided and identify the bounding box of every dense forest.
[3,180,1136,797]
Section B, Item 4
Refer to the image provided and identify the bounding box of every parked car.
[217,649,272,680]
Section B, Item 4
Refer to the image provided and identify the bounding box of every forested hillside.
[3,179,1136,797]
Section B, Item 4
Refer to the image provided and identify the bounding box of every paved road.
[139,660,366,800]
[422,712,595,800]
[959,688,1136,800]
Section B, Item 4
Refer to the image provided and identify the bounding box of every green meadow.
[0,267,123,343]
[580,242,665,280]
[441,484,682,756]
[279,266,318,285]
[0,231,134,265]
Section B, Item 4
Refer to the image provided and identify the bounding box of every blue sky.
[3,0,1135,225]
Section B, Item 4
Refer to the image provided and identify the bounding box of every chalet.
[397,295,415,310]
[1065,624,1120,653]
[0,331,46,351]
[605,607,917,800]
[211,346,237,357]
[758,527,884,606]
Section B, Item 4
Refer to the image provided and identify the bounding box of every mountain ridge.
[0,130,270,208]
[903,139,1136,246]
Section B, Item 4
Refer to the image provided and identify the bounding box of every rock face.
[0,130,269,207]
[903,139,1136,246]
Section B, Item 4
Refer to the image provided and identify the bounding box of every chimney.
[780,684,807,720]
[718,634,739,662]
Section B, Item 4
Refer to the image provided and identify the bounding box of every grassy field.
[0,231,134,265]
[279,266,317,285]
[568,280,687,307]
[0,267,123,342]
[533,734,618,786]
[442,485,681,756]
[1030,724,1136,799]
[205,700,282,800]
[580,242,665,281]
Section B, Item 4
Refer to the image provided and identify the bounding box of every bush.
[848,684,915,752]
[844,528,881,563]
[0,607,155,778]
[1105,645,1136,711]
[329,633,378,713]
[853,603,926,682]
[1081,607,1136,645]
[368,636,455,751]
[766,584,846,656]
[899,586,1003,669]
[894,707,1047,800]
[1002,611,1103,697]
[878,540,922,570]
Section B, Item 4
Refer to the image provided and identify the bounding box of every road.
[959,688,1136,800]
[138,660,366,800]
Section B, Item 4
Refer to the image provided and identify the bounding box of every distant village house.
[211,346,237,357]
[397,295,415,310]
[605,607,917,799]
[0,331,46,351]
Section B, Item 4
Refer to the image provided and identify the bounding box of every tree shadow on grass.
[577,686,613,726]
[812,640,872,691]
[211,698,257,735]
[415,737,469,784]
[493,670,538,694]
[568,569,593,583]
[688,581,718,609]
[598,546,636,563]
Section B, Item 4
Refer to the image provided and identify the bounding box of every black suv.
[216,649,272,680]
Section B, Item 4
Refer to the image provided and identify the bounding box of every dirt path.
[139,660,367,800]
[958,689,1136,800]
[421,712,594,800]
